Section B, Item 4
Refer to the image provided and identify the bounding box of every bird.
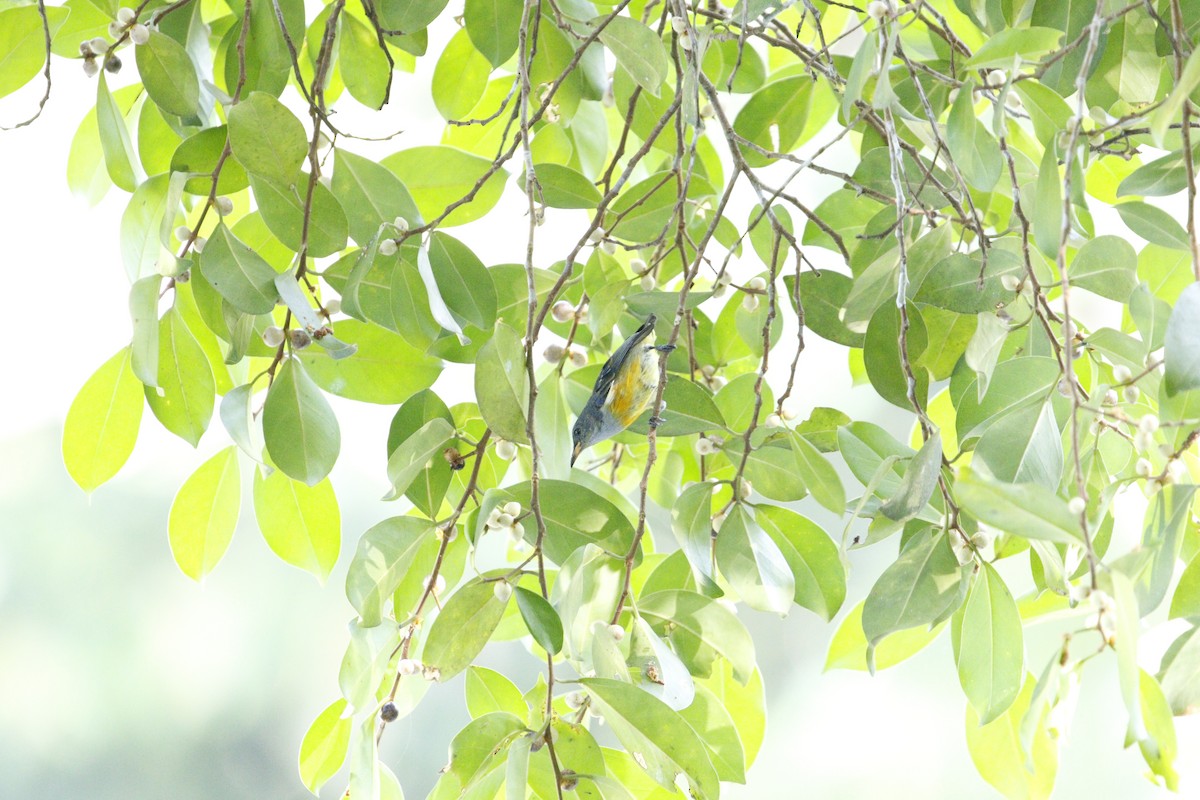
[571,314,675,466]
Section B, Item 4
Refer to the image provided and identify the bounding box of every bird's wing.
[589,315,657,403]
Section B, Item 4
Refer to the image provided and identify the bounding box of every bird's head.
[571,412,601,467]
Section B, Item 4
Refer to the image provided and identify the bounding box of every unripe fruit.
[1067,496,1086,515]
[104,55,122,73]
[377,238,398,256]
[866,0,889,19]
[551,300,574,323]
[1112,364,1133,383]
[746,276,767,292]
[215,196,234,216]
[694,437,714,456]
[742,293,760,312]
[108,21,124,38]
[493,582,513,602]
[89,37,109,54]
[1139,414,1159,433]
[289,328,312,350]
[671,16,687,33]
[765,413,782,428]
[601,240,617,255]
[1136,457,1153,477]
[503,501,522,517]
[1124,385,1140,403]
[324,297,341,315]
[263,326,285,347]
[495,439,517,460]
[175,225,192,243]
[393,216,409,233]
[83,58,100,77]
[544,344,565,362]
[117,7,136,23]
[640,274,656,292]
[985,69,1007,88]
[130,23,149,45]
[630,258,648,275]
[608,624,624,641]
[398,658,420,676]
[380,702,399,722]
[780,404,799,421]
[569,350,587,368]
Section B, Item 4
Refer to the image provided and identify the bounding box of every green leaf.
[864,301,928,410]
[505,733,532,800]
[300,320,441,404]
[383,418,454,501]
[946,81,1002,191]
[755,506,845,621]
[1115,201,1191,251]
[1117,150,1193,197]
[879,431,942,522]
[956,469,1084,545]
[487,480,637,564]
[974,401,1063,488]
[339,13,391,109]
[427,232,497,332]
[715,505,794,615]
[595,16,667,96]
[522,162,603,209]
[964,26,1063,68]
[475,321,529,444]
[639,589,756,683]
[135,30,200,117]
[1170,551,1200,619]
[146,308,215,446]
[1158,625,1200,715]
[120,174,173,282]
[1150,45,1200,146]
[825,600,946,672]
[579,678,720,800]
[956,356,1059,442]
[672,482,719,593]
[786,270,864,347]
[379,0,449,33]
[128,276,160,388]
[1164,283,1200,395]
[168,447,240,582]
[62,347,144,492]
[332,148,422,246]
[253,468,340,582]
[228,92,308,184]
[464,0,520,66]
[383,146,508,227]
[514,585,563,655]
[249,173,349,258]
[170,126,249,195]
[423,578,510,680]
[914,249,1025,314]
[788,432,845,515]
[198,224,280,314]
[431,28,490,120]
[96,72,141,192]
[862,529,966,664]
[0,5,67,98]
[1135,669,1179,791]
[678,682,746,783]
[1068,234,1139,301]
[263,358,340,486]
[965,675,1057,800]
[298,699,352,795]
[345,516,433,626]
[1131,486,1194,615]
[956,563,1023,725]
[465,666,527,719]
[1109,570,1145,743]
[1032,144,1062,259]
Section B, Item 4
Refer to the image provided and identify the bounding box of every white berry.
[1067,496,1086,515]
[495,439,517,460]
[377,238,398,256]
[1124,385,1140,403]
[117,7,135,24]
[765,413,782,428]
[130,23,149,45]
[1136,457,1153,477]
[262,326,285,347]
[398,658,420,676]
[747,276,767,291]
[1139,414,1159,433]
[215,196,234,215]
[866,0,889,19]
[1112,364,1133,383]
[640,274,656,292]
[493,582,513,602]
[671,16,687,33]
[607,624,625,641]
[551,300,574,323]
[1000,273,1021,292]
[742,293,760,312]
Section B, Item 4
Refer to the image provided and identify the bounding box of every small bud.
[175,225,192,243]
[742,293,760,312]
[117,7,136,24]
[392,216,409,234]
[679,32,693,51]
[711,283,727,299]
[866,0,889,19]
[1123,385,1140,403]
[380,701,399,722]
[765,413,782,428]
[1134,430,1154,453]
[435,525,458,542]
[569,350,587,368]
[495,512,515,528]
[82,57,100,76]
[602,82,615,108]
[708,375,727,390]
[588,228,605,244]
[607,624,625,641]
[108,21,124,38]
[424,574,446,594]
[1000,273,1022,292]
[699,102,714,119]
[671,16,687,34]
[985,69,1007,88]
[1112,364,1133,383]
[1067,496,1086,516]
[104,55,122,73]
[640,274,656,292]
[1139,414,1159,434]
[560,770,578,791]
[712,511,727,530]
[493,582,513,602]
[551,300,574,323]
[543,344,565,363]
[1005,91,1023,110]
[377,238,398,256]
[289,329,311,350]
[510,521,526,543]
[1103,389,1118,405]
[190,235,206,253]
[90,37,110,55]
[780,404,799,421]
[324,297,341,316]
[79,41,94,55]
[502,501,521,517]
[629,258,648,276]
[970,529,993,550]
[574,305,589,323]
[565,691,586,709]
[700,365,716,378]
[736,477,753,500]
[601,240,617,255]
[215,196,234,216]
[495,439,517,460]
[262,326,285,347]
[130,23,149,45]
[746,276,767,292]
[694,437,714,456]
[398,658,420,676]
[1167,459,1189,484]
[1136,457,1153,477]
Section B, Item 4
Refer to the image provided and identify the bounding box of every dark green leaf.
[514,586,563,655]
[263,358,340,486]
[423,578,510,680]
[135,30,200,117]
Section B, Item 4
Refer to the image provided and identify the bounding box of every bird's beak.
[571,441,583,467]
